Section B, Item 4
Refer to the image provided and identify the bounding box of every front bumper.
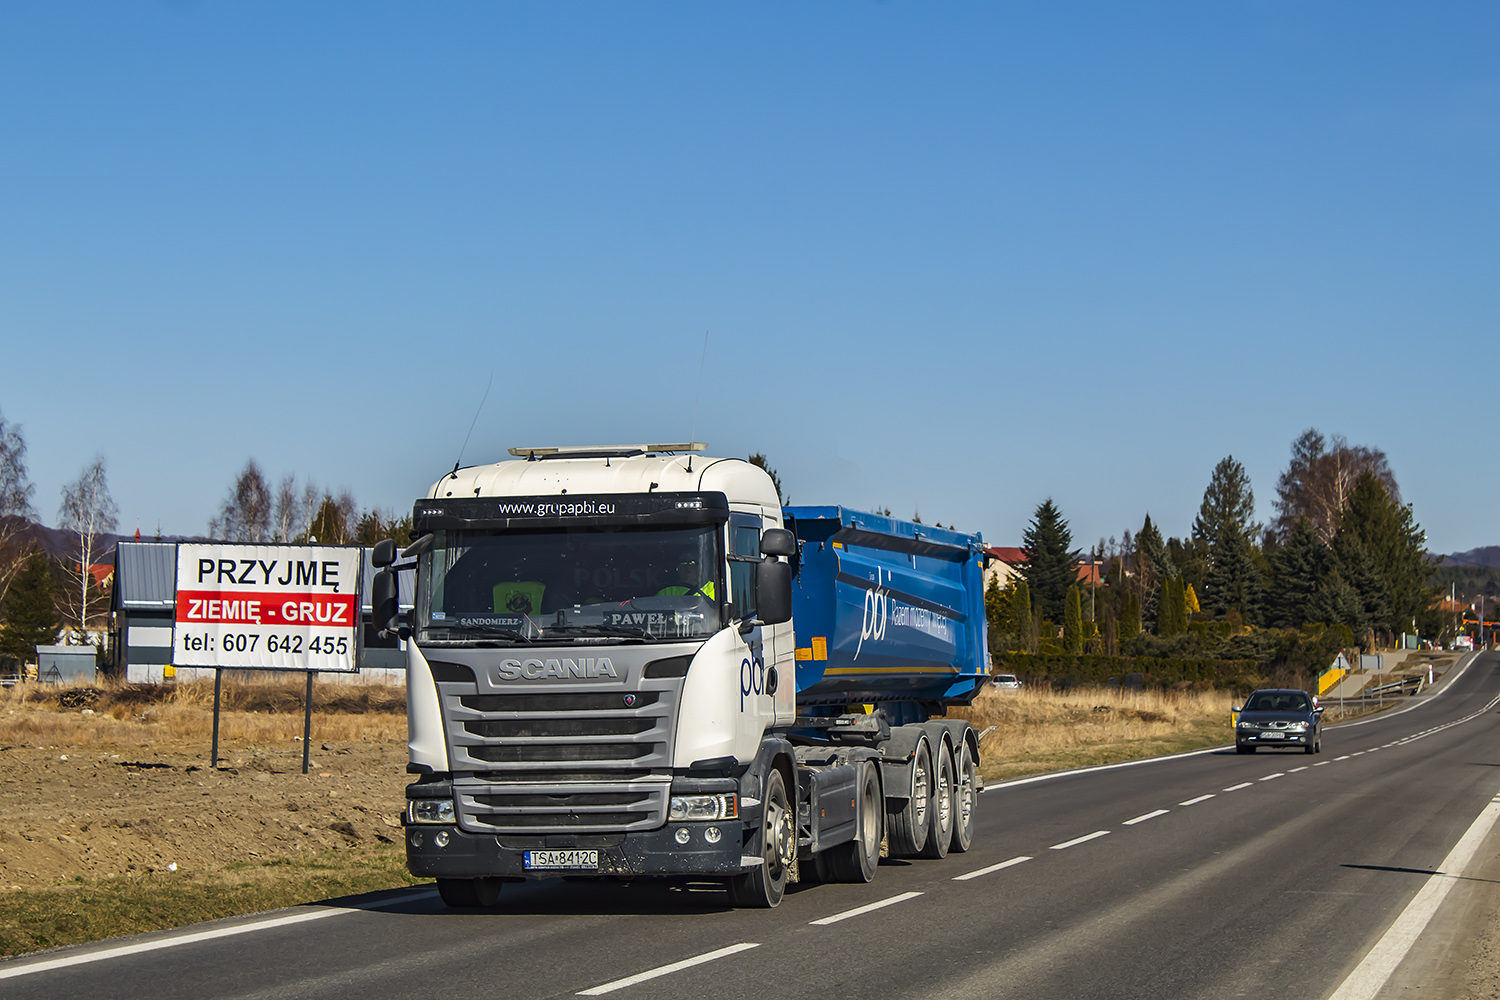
[405,820,749,880]
[1237,731,1312,748]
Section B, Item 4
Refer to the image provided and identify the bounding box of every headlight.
[407,799,456,824]
[669,794,738,821]
[1287,722,1309,732]
[1237,722,1255,730]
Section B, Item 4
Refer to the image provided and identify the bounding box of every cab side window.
[727,517,761,619]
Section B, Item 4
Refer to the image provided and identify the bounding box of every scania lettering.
[371,443,990,909]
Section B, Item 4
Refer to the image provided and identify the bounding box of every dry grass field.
[952,685,1238,782]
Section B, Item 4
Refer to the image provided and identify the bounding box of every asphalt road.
[6,650,1500,1000]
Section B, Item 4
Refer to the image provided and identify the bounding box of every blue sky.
[1,2,1495,554]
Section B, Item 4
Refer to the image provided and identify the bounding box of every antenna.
[450,368,494,480]
[689,331,708,445]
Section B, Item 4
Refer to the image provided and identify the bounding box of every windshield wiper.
[543,623,652,638]
[436,625,534,643]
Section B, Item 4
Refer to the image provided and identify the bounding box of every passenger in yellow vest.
[657,556,715,600]
[493,581,545,616]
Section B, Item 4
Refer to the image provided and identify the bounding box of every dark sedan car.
[1234,688,1323,754]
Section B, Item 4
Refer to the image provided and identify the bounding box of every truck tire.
[885,738,932,857]
[918,739,955,859]
[814,762,882,883]
[437,877,504,908]
[728,768,792,908]
[949,739,977,854]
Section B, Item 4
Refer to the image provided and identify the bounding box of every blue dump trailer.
[387,448,990,909]
[783,506,990,724]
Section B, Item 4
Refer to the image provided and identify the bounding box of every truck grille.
[441,674,678,835]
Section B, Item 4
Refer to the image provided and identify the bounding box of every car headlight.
[669,794,738,821]
[407,799,456,824]
[1237,722,1255,730]
[1286,721,1309,732]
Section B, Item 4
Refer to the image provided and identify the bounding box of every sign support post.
[302,672,314,774]
[211,667,223,769]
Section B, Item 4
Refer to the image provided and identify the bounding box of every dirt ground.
[0,730,410,890]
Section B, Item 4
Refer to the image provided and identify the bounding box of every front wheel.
[1236,745,1255,755]
[728,767,793,908]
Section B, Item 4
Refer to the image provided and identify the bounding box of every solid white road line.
[1179,794,1215,806]
[0,890,439,981]
[1123,809,1169,826]
[1223,782,1253,792]
[1327,793,1500,1000]
[954,856,1032,881]
[809,892,923,926]
[1050,831,1110,850]
[577,943,760,995]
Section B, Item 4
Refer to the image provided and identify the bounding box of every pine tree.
[1121,591,1141,639]
[1020,499,1079,621]
[1203,525,1264,624]
[1155,578,1181,637]
[1011,581,1034,653]
[1331,532,1389,634]
[1192,456,1260,550]
[1063,585,1084,654]
[1307,571,1363,630]
[1265,518,1323,629]
[0,554,59,662]
[1136,514,1174,630]
[1338,472,1435,635]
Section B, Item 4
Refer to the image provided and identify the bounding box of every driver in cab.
[657,554,715,600]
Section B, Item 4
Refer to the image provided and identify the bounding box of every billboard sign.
[173,543,363,672]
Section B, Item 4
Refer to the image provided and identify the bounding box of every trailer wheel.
[437,877,504,908]
[918,739,954,860]
[728,768,792,908]
[815,762,882,883]
[885,738,931,857]
[949,739,977,854]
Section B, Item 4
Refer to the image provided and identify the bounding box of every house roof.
[986,546,1028,564]
[113,542,177,609]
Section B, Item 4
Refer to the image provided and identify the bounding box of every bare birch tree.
[1272,430,1400,545]
[58,457,118,641]
[0,411,37,605]
[210,459,273,542]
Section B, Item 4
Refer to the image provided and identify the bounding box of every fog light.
[704,826,722,844]
[409,831,423,848]
[674,827,691,845]
[434,830,450,848]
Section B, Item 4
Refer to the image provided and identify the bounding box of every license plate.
[1259,731,1284,740]
[523,849,599,870]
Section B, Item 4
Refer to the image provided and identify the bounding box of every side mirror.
[371,539,397,568]
[760,528,796,558]
[757,558,793,625]
[1231,706,1242,714]
[371,569,398,635]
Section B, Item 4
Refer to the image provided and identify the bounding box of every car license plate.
[1260,731,1284,740]
[523,850,599,870]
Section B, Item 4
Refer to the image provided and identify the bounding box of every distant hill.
[3,518,201,565]
[1445,546,1500,570]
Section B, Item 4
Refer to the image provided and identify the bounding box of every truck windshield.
[416,525,723,643]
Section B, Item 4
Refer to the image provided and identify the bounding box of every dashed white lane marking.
[809,892,923,926]
[1180,794,1216,806]
[1051,831,1110,850]
[577,943,761,995]
[954,856,1032,881]
[1328,792,1500,1000]
[1223,782,1253,792]
[1290,766,1309,773]
[1315,761,1331,766]
[0,890,439,982]
[1353,751,1367,756]
[1123,809,1169,826]
[1336,755,1352,761]
[1260,773,1286,782]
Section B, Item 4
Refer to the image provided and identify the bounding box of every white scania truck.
[370,444,990,908]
